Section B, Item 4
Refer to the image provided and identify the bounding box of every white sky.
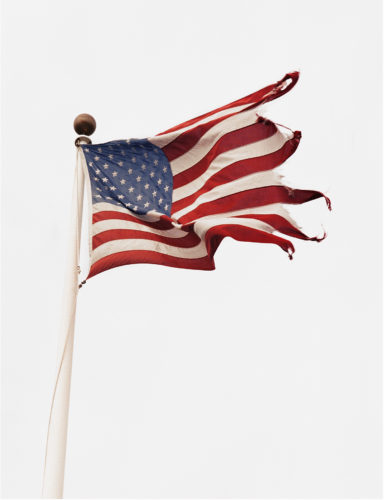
[2,0,382,498]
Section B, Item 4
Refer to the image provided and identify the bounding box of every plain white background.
[1,0,382,498]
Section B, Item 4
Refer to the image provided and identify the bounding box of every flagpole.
[42,115,96,499]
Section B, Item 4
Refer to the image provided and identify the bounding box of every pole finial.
[73,113,96,137]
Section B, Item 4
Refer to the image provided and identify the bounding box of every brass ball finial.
[73,114,96,136]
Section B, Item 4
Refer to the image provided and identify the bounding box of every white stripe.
[92,202,161,222]
[169,109,260,175]
[172,170,283,221]
[92,218,188,238]
[194,203,298,228]
[148,104,251,149]
[172,128,292,203]
[91,215,291,266]
[193,216,276,240]
[91,238,208,265]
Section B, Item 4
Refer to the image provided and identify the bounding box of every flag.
[81,72,330,279]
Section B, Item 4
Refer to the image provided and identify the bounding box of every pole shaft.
[42,150,85,498]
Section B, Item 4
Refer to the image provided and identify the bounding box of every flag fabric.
[81,72,330,279]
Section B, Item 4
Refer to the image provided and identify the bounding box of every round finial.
[73,114,96,136]
[75,136,92,147]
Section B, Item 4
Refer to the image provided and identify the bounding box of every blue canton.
[81,139,173,216]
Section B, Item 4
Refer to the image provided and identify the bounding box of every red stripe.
[204,224,294,259]
[162,111,239,162]
[92,228,200,250]
[172,118,278,190]
[232,214,326,241]
[178,186,331,224]
[93,211,175,230]
[87,219,297,279]
[157,72,299,136]
[171,132,301,214]
[87,251,214,278]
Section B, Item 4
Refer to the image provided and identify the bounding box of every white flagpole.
[42,117,95,498]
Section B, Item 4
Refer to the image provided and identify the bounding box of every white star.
[144,152,148,158]
[97,148,102,153]
[152,190,157,197]
[131,157,136,163]
[128,168,132,174]
[144,202,150,208]
[164,185,169,192]
[137,194,143,201]
[94,177,99,181]
[125,202,132,207]
[110,186,117,191]
[141,164,146,170]
[118,161,124,166]
[95,168,100,174]
[108,154,114,159]
[112,171,118,177]
[118,194,124,199]
[95,194,101,198]
[164,204,169,210]
[103,163,109,169]
[129,186,134,193]
[120,179,126,185]
[157,179,162,185]
[102,177,108,182]
[96,187,102,191]
[106,196,112,200]
[94,156,100,161]
[150,171,155,178]
[136,176,141,182]
[126,139,131,144]
[159,198,163,204]
[144,183,149,190]
[133,205,138,211]
[85,148,89,152]
[89,162,93,167]
[154,159,159,166]
[163,166,167,172]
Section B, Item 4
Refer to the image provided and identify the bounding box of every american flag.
[81,72,330,279]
